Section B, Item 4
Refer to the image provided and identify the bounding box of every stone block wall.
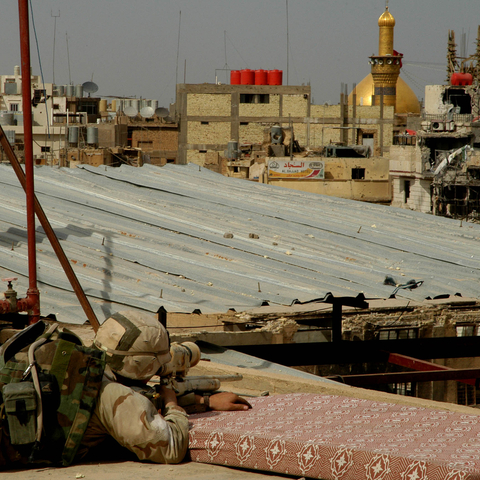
[187,121,231,144]
[283,94,308,117]
[239,123,267,144]
[239,95,280,117]
[187,94,230,116]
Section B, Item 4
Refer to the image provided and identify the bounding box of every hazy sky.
[1,1,479,108]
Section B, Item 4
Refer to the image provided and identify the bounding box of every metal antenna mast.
[175,10,181,89]
[51,10,60,84]
[66,32,71,85]
[286,0,289,85]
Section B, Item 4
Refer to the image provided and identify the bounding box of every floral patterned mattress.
[189,393,480,480]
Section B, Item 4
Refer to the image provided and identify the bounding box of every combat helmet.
[94,310,171,380]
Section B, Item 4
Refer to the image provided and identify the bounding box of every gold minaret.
[369,4,402,111]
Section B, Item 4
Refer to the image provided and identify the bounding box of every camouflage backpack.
[0,320,105,469]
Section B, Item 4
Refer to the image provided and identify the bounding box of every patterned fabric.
[80,378,189,464]
[189,393,480,480]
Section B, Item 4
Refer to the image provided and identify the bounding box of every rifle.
[147,341,243,412]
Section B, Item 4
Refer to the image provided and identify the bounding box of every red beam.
[334,368,480,387]
[388,352,476,386]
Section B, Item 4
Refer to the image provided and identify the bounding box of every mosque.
[349,5,421,115]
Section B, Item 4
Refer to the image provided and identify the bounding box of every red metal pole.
[18,0,40,323]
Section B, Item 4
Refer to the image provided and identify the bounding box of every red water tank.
[240,69,255,85]
[451,72,473,86]
[268,70,283,85]
[230,70,241,85]
[255,69,268,85]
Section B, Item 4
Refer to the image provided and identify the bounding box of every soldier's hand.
[208,392,252,411]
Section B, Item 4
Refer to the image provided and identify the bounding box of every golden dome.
[378,7,395,27]
[349,73,421,114]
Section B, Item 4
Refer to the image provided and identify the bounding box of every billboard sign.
[267,159,325,179]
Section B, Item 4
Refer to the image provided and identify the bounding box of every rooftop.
[0,163,479,325]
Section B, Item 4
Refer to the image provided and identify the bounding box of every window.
[457,383,477,406]
[33,89,45,106]
[240,122,249,126]
[377,327,419,340]
[352,168,365,180]
[199,150,207,154]
[201,121,209,125]
[240,94,270,104]
[404,180,411,203]
[9,104,19,112]
[77,101,98,115]
[40,146,51,153]
[456,324,477,336]
[389,382,416,397]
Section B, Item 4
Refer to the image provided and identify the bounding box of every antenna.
[155,107,169,118]
[140,106,154,118]
[175,10,181,89]
[66,32,72,85]
[286,0,289,85]
[51,10,60,85]
[82,81,99,97]
[124,106,138,117]
[223,30,229,84]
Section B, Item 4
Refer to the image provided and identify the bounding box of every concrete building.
[389,26,480,217]
[175,82,395,203]
[0,67,103,165]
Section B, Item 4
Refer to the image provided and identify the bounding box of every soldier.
[78,311,251,463]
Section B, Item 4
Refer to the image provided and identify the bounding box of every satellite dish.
[155,107,169,118]
[124,106,138,117]
[82,81,99,95]
[140,106,154,118]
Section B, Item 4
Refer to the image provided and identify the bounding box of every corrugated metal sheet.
[0,163,479,324]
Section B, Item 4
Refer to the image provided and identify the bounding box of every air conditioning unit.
[445,121,456,132]
[431,121,445,132]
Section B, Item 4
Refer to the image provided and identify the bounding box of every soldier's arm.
[94,380,189,464]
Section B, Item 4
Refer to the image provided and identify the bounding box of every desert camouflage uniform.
[80,379,189,464]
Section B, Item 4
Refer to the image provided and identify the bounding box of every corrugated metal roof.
[0,163,479,324]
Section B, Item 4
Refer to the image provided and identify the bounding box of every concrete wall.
[187,121,231,145]
[424,85,447,115]
[268,156,391,203]
[187,94,231,116]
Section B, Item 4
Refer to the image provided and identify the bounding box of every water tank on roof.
[255,70,268,85]
[0,112,15,126]
[268,70,283,85]
[68,126,79,144]
[87,126,98,146]
[4,130,15,146]
[271,125,283,144]
[132,99,140,112]
[230,70,241,85]
[99,99,107,112]
[57,85,65,96]
[66,84,75,97]
[225,140,239,160]
[451,72,473,86]
[240,69,255,85]
[4,82,18,95]
[75,84,83,98]
[14,65,20,76]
